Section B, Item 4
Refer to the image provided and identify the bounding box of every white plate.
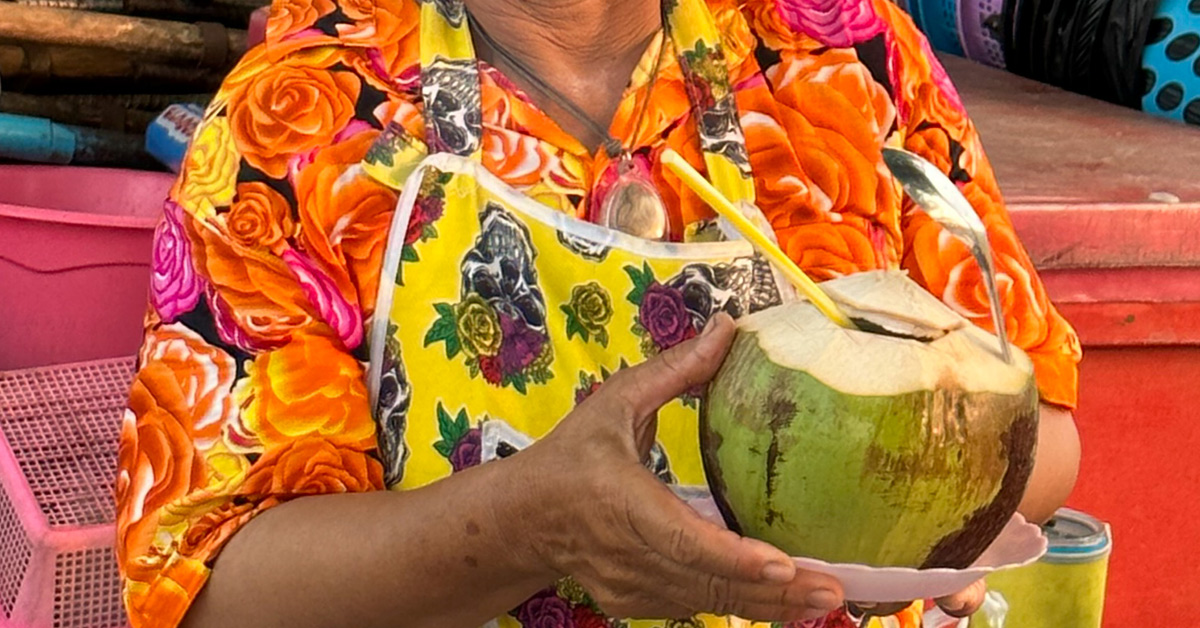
[680,490,1048,603]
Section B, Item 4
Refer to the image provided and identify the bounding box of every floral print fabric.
[115,0,1081,626]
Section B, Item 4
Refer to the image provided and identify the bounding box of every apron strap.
[664,0,758,206]
[418,0,484,160]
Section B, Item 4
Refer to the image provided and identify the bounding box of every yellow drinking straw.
[660,149,857,330]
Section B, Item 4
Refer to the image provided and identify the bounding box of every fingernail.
[760,561,794,583]
[806,589,842,612]
[942,598,968,612]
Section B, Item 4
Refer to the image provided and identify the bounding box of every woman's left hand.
[852,578,987,620]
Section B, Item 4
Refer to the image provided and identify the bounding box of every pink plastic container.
[0,356,134,628]
[0,166,173,370]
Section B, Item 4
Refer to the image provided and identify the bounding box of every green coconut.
[700,270,1039,569]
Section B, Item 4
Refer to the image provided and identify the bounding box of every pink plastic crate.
[0,357,134,628]
[0,166,172,370]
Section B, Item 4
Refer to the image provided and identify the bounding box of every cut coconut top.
[739,270,1034,396]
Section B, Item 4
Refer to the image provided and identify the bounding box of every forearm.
[181,454,557,628]
[1017,404,1081,524]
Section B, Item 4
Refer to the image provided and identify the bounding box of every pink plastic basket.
[0,166,172,371]
[0,357,135,628]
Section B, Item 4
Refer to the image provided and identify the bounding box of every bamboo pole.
[0,4,248,67]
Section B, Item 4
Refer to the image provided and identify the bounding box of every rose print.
[497,313,546,376]
[150,201,204,323]
[448,427,481,472]
[775,0,886,49]
[228,182,294,248]
[514,589,575,628]
[456,295,503,358]
[561,282,614,347]
[281,248,364,350]
[479,355,503,385]
[571,606,606,628]
[425,205,553,393]
[638,283,697,350]
[432,404,486,472]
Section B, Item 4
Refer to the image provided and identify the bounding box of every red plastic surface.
[949,55,1200,627]
[1067,347,1200,622]
[0,166,172,370]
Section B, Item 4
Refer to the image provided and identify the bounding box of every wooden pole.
[0,91,209,132]
[0,44,226,90]
[12,0,261,27]
[0,4,247,67]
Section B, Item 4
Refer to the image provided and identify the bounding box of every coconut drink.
[700,269,1039,570]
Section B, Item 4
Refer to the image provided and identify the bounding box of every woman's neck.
[463,0,663,151]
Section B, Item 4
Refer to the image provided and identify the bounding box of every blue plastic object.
[920,0,967,56]
[1141,0,1200,124]
[0,113,77,164]
[145,103,205,172]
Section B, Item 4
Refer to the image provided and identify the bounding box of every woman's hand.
[852,578,987,619]
[518,313,846,623]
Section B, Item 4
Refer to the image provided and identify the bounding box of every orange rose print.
[137,324,237,449]
[124,555,209,628]
[237,334,376,450]
[295,129,398,315]
[242,436,384,495]
[186,215,314,346]
[227,63,361,178]
[482,129,558,189]
[116,362,209,583]
[266,0,336,43]
[773,48,897,143]
[335,0,418,48]
[740,0,826,51]
[175,500,257,559]
[779,219,878,279]
[228,182,295,248]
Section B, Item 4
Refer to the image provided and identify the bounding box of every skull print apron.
[358,0,829,626]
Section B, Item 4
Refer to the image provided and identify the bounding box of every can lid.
[1042,507,1112,563]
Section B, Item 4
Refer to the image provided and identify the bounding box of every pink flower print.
[150,201,203,322]
[775,0,886,48]
[281,248,364,350]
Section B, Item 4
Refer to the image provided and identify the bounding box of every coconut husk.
[0,44,226,92]
[0,4,247,68]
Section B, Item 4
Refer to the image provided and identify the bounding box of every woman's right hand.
[517,313,846,623]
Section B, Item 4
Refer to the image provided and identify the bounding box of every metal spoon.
[881,147,1013,363]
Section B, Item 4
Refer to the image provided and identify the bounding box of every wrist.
[481,450,564,585]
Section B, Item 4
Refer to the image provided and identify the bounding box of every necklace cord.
[466,8,667,159]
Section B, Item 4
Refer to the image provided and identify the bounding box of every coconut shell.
[700,270,1039,569]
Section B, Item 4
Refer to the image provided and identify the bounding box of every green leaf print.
[561,304,589,343]
[508,372,528,395]
[424,303,461,359]
[624,261,656,306]
[454,408,469,438]
[433,403,469,458]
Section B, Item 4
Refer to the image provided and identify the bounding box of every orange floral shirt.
[116,0,1081,625]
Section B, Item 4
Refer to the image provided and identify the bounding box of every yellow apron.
[358,0,910,626]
